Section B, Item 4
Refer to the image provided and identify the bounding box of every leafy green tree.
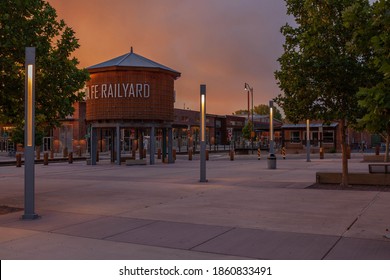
[275,0,373,186]
[234,104,283,120]
[11,126,45,148]
[344,0,390,161]
[241,121,252,140]
[0,0,89,145]
[233,109,249,116]
[253,104,283,120]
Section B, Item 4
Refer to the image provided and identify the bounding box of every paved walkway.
[0,153,390,259]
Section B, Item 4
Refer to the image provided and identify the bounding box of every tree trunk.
[340,120,349,187]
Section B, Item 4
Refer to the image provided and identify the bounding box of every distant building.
[0,105,381,155]
[281,121,339,152]
[0,50,382,156]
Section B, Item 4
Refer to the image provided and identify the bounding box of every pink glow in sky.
[47,0,289,115]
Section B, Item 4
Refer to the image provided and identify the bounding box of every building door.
[311,131,319,147]
[60,125,73,152]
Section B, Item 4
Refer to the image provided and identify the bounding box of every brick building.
[84,48,181,165]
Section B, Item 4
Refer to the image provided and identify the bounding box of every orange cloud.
[48,0,288,115]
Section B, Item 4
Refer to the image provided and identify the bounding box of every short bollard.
[257,148,261,160]
[16,153,22,167]
[36,146,40,160]
[320,147,324,159]
[157,148,161,159]
[206,150,209,161]
[188,149,193,160]
[230,149,234,161]
[63,147,68,158]
[43,152,49,165]
[96,151,99,162]
[68,152,73,164]
[281,146,286,159]
[173,149,176,160]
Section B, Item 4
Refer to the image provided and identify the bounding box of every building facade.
[0,50,381,157]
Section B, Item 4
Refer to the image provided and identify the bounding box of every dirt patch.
[0,205,24,215]
[307,183,390,192]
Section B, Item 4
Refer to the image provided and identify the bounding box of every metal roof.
[87,47,181,76]
[281,122,338,129]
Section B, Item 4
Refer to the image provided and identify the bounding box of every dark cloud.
[48,0,289,114]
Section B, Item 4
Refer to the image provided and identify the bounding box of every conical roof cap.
[87,47,180,77]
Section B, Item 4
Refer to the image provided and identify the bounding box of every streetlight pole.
[267,100,277,169]
[23,47,39,220]
[200,84,207,182]
[245,83,254,154]
[269,100,274,155]
[306,119,311,162]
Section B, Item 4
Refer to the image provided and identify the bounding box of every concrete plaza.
[0,152,390,260]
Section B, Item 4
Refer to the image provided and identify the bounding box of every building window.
[290,131,301,143]
[323,131,334,143]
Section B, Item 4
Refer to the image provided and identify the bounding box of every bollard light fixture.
[306,119,311,162]
[27,64,33,147]
[269,100,274,154]
[200,84,207,182]
[23,47,39,220]
[201,89,206,142]
[244,83,254,153]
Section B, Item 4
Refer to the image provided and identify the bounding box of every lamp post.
[267,100,277,169]
[269,100,274,154]
[306,119,311,162]
[23,47,39,220]
[200,84,207,182]
[244,83,254,153]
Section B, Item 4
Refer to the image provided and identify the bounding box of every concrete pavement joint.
[102,220,159,240]
[346,217,359,231]
[321,236,343,260]
[342,192,381,235]
[188,227,236,251]
[321,192,383,260]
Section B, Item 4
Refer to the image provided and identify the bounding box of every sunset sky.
[47,0,290,115]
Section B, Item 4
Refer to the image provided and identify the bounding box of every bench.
[368,163,390,174]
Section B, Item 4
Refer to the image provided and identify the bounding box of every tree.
[234,104,283,120]
[344,0,390,161]
[0,0,89,144]
[233,109,249,116]
[275,0,373,186]
[242,121,252,140]
[253,104,283,120]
